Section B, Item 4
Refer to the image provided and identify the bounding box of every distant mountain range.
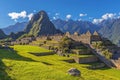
[99,18,120,45]
[2,19,101,35]
[52,19,101,34]
[0,29,6,39]
[1,10,120,46]
[2,22,27,35]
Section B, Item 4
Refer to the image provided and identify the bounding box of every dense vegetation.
[92,41,113,59]
[59,36,73,53]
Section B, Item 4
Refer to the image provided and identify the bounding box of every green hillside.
[0,45,120,80]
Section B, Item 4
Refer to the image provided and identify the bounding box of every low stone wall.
[72,49,91,55]
[73,56,98,64]
[88,63,105,69]
[63,59,75,63]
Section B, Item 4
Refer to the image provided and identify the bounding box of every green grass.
[0,45,120,80]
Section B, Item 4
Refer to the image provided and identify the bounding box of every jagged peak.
[38,10,47,14]
[86,30,91,36]
[30,10,49,22]
[93,31,99,35]
[74,32,79,36]
[65,32,70,36]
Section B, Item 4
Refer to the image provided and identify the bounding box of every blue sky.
[0,0,120,28]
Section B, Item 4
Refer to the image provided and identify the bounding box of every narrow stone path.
[84,44,115,68]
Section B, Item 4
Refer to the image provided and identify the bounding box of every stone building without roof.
[65,31,101,44]
[11,31,101,45]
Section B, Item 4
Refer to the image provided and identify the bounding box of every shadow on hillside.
[0,60,11,80]
[0,47,38,80]
[83,62,111,70]
[41,61,53,65]
[29,52,55,56]
[0,48,37,62]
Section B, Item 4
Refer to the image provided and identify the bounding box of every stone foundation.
[73,56,98,64]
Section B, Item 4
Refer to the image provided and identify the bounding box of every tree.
[102,49,112,59]
[59,36,73,53]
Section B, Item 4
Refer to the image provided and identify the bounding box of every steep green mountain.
[2,22,27,35]
[0,29,6,39]
[24,10,62,36]
[99,19,120,45]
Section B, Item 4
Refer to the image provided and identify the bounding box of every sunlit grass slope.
[0,45,120,80]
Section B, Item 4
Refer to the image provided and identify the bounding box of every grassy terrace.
[0,45,120,80]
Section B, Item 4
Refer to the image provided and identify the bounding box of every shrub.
[102,49,113,59]
[58,36,73,53]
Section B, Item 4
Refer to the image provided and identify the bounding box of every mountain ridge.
[0,29,6,39]
[2,22,27,35]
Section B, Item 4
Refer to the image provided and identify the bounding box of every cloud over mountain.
[66,14,72,20]
[79,13,87,17]
[53,13,60,20]
[8,11,34,21]
[28,13,34,20]
[92,13,117,24]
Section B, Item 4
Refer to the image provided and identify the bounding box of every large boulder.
[68,68,81,76]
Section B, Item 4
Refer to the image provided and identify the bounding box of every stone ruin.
[65,31,101,44]
[11,37,35,45]
[11,31,101,46]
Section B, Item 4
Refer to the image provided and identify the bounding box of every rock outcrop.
[68,68,81,76]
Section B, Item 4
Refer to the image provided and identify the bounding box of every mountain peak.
[38,10,47,15]
[29,10,49,23]
[24,10,62,36]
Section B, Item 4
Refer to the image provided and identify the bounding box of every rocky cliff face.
[24,10,62,36]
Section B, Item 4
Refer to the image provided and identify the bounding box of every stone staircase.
[84,44,115,68]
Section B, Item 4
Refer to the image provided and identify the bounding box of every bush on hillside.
[59,36,73,53]
[102,49,113,59]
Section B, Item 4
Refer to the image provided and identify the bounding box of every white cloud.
[8,11,27,20]
[8,11,34,21]
[102,13,116,20]
[53,13,60,20]
[92,19,103,24]
[78,18,82,21]
[92,13,117,24]
[53,17,56,20]
[79,13,87,17]
[28,13,33,20]
[55,13,60,16]
[66,14,72,20]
